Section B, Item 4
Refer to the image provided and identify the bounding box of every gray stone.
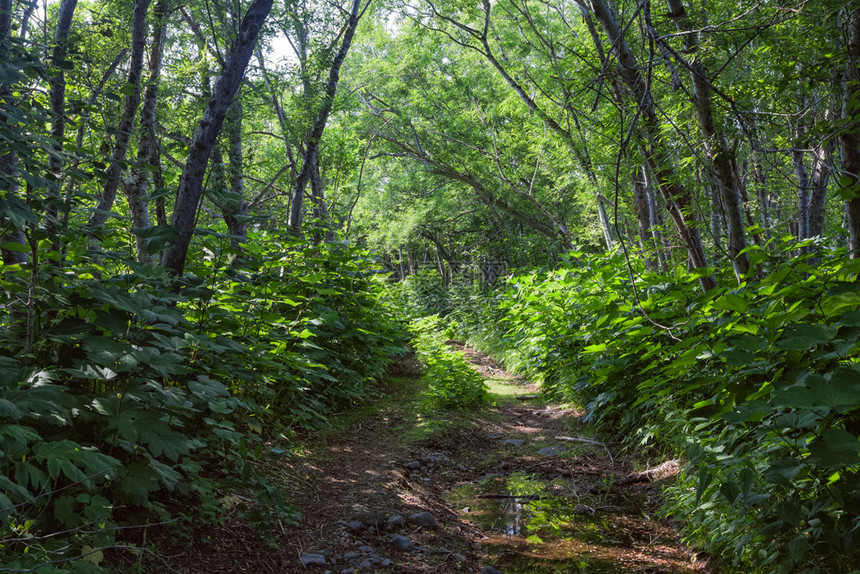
[452,553,466,562]
[504,439,526,447]
[347,520,365,532]
[390,534,414,552]
[408,511,438,528]
[386,514,405,529]
[482,567,504,574]
[537,445,564,457]
[343,552,360,560]
[486,432,502,439]
[428,546,449,555]
[381,558,392,567]
[300,552,327,566]
[405,460,422,470]
[358,545,375,553]
[354,512,385,527]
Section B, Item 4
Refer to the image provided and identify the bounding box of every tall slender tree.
[161,0,273,275]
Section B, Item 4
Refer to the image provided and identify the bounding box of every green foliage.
[409,315,486,412]
[0,232,405,572]
[440,243,860,573]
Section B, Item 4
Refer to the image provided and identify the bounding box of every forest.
[1,0,859,572]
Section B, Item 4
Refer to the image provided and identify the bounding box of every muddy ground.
[149,345,713,574]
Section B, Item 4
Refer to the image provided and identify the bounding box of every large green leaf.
[776,323,838,351]
[807,429,860,468]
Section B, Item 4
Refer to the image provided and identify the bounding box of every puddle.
[446,473,705,573]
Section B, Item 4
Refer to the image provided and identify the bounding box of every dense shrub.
[409,315,486,411]
[0,232,406,572]
[431,243,860,573]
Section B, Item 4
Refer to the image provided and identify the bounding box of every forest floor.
[154,345,714,574]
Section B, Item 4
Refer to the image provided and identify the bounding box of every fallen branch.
[616,460,681,485]
[554,435,605,446]
[476,494,541,500]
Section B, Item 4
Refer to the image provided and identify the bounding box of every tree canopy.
[2,0,860,571]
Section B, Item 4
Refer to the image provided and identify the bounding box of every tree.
[88,0,153,244]
[577,0,716,289]
[124,0,168,262]
[286,0,368,235]
[161,0,273,275]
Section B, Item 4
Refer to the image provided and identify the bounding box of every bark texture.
[161,0,273,275]
[633,170,656,271]
[842,9,860,257]
[583,0,715,290]
[88,0,152,236]
[125,0,168,262]
[808,140,833,239]
[666,0,749,280]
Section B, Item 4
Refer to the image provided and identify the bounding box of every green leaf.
[0,423,41,445]
[764,458,804,488]
[807,429,860,468]
[818,367,860,412]
[721,349,758,366]
[776,323,837,351]
[119,460,160,504]
[712,293,749,313]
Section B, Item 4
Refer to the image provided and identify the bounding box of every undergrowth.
[0,231,406,572]
[396,240,860,574]
[408,315,487,412]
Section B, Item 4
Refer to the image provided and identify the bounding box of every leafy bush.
[0,232,406,572]
[435,242,860,573]
[409,315,486,411]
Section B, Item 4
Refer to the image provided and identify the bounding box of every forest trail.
[164,346,712,574]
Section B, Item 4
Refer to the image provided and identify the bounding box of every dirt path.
[161,346,712,574]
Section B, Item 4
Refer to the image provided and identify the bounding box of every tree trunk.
[808,140,833,241]
[792,147,810,242]
[1,0,25,267]
[642,166,669,273]
[161,0,273,275]
[18,0,38,40]
[841,8,860,258]
[223,98,248,250]
[583,0,715,290]
[633,169,656,271]
[47,0,78,256]
[87,0,152,241]
[748,124,771,234]
[595,194,614,250]
[61,48,129,256]
[289,0,364,235]
[0,0,29,334]
[125,0,167,263]
[666,0,749,280]
[0,0,10,40]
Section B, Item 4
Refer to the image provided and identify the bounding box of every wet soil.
[147,345,712,574]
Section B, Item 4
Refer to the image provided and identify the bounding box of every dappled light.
[1,0,858,572]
